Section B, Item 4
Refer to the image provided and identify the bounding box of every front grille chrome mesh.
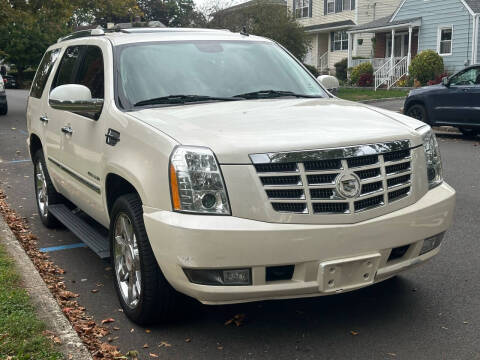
[252,142,413,215]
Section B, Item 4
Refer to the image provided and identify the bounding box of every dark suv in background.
[404,65,480,137]
[4,75,17,89]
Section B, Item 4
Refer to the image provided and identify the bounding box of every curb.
[0,215,93,360]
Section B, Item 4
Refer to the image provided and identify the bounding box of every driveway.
[1,89,479,359]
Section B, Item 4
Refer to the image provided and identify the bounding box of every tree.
[0,1,73,84]
[71,0,143,28]
[137,0,206,27]
[207,0,310,61]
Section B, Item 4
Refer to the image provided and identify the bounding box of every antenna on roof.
[240,25,249,36]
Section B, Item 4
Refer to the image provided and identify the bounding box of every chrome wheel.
[114,213,142,309]
[35,161,48,218]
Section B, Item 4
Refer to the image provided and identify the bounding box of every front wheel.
[406,104,428,124]
[459,127,479,138]
[110,194,178,325]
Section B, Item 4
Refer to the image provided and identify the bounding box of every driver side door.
[434,67,479,125]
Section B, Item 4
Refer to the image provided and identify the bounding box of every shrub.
[358,73,373,87]
[303,63,320,77]
[427,72,449,86]
[409,50,444,86]
[334,58,348,81]
[350,62,374,85]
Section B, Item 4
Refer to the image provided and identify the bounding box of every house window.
[327,0,335,13]
[332,31,348,51]
[438,26,453,55]
[295,0,310,18]
[342,0,351,10]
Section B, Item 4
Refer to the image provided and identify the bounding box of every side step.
[49,204,110,259]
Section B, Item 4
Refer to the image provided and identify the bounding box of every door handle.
[39,116,49,123]
[61,126,73,135]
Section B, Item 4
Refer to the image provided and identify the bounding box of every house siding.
[392,0,475,72]
[355,0,404,58]
[287,0,356,70]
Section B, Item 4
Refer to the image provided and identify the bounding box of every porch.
[348,16,422,90]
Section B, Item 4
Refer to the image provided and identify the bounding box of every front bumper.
[143,183,455,304]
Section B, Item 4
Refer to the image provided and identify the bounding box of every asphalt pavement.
[1,89,479,360]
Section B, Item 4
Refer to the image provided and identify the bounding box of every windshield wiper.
[134,94,240,107]
[233,90,322,99]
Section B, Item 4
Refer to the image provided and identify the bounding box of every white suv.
[27,28,456,325]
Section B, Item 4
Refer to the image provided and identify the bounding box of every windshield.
[116,40,328,108]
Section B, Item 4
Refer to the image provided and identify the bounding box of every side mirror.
[442,76,450,87]
[49,84,103,115]
[317,75,340,95]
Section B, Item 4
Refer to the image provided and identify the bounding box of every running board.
[49,204,110,259]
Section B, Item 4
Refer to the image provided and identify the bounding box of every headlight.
[169,146,231,215]
[419,127,443,189]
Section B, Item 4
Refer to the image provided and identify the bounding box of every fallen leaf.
[225,313,246,327]
[113,326,120,330]
[101,318,115,324]
[143,343,149,348]
[149,354,159,358]
[350,330,359,336]
[145,329,151,333]
[185,338,191,343]
[387,353,397,357]
[91,289,99,293]
[158,341,171,348]
[217,345,224,350]
[130,328,135,333]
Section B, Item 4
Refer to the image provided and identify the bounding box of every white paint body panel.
[26,30,456,304]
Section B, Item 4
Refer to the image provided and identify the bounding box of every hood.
[129,98,424,164]
[409,83,443,95]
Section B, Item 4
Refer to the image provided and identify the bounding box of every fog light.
[420,232,445,255]
[201,193,217,209]
[184,268,251,286]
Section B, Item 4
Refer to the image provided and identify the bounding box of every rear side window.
[30,49,60,99]
[52,45,104,99]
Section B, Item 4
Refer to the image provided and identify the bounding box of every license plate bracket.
[318,253,381,293]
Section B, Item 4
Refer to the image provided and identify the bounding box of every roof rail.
[57,28,105,43]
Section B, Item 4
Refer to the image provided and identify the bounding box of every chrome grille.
[251,141,413,215]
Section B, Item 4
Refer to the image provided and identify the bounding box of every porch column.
[407,26,412,73]
[348,32,353,68]
[391,28,395,61]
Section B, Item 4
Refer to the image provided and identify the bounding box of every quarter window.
[30,49,60,99]
[332,31,348,51]
[295,0,310,18]
[438,27,452,55]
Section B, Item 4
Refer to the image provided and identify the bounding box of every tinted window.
[450,68,480,86]
[52,46,104,99]
[30,49,60,99]
[52,46,83,89]
[76,46,104,99]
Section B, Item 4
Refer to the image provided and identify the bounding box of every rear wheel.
[459,128,479,138]
[406,104,428,123]
[33,149,62,228]
[110,194,178,325]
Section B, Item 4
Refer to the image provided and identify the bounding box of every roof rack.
[57,28,105,43]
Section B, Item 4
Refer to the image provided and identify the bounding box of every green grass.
[0,244,63,360]
[337,88,409,102]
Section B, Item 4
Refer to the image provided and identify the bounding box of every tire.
[459,127,479,138]
[33,149,62,228]
[110,194,178,325]
[0,104,7,116]
[406,104,428,124]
